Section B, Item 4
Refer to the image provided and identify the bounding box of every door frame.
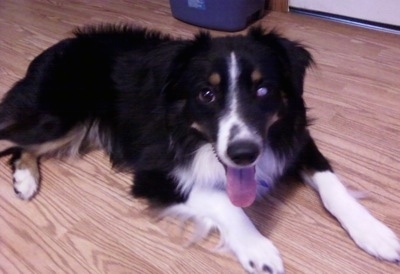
[267,0,289,12]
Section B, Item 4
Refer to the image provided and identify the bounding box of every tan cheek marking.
[266,113,280,130]
[251,69,262,83]
[208,73,221,86]
[191,122,205,134]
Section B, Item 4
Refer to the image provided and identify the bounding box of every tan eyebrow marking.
[208,72,221,86]
[251,69,262,83]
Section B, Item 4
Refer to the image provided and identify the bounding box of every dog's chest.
[171,144,226,193]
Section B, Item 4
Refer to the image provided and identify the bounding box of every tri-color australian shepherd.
[1,25,399,273]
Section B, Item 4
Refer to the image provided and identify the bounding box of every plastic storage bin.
[169,0,265,32]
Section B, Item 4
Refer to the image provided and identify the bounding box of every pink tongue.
[226,167,257,208]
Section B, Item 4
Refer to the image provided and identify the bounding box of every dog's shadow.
[245,175,305,237]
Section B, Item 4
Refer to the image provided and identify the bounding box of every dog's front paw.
[346,208,400,262]
[13,169,38,200]
[227,234,284,274]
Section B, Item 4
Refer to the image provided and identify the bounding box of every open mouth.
[226,166,257,208]
[211,144,258,208]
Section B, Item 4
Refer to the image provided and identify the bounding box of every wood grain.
[1,1,400,273]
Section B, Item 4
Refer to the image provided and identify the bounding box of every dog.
[0,24,399,273]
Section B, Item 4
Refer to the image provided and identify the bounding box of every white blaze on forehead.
[229,52,240,90]
[216,52,262,167]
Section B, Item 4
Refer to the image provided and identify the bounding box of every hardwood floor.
[1,1,400,273]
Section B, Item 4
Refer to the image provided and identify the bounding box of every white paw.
[13,169,38,200]
[227,234,284,274]
[346,208,400,262]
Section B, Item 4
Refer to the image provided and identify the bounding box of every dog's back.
[0,25,175,144]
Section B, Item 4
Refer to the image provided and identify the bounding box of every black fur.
[0,24,315,205]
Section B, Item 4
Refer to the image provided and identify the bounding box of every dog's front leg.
[303,170,400,262]
[164,187,284,274]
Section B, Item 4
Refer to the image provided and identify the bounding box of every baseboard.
[290,7,400,35]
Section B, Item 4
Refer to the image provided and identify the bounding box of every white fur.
[162,187,284,274]
[13,169,38,200]
[217,52,262,168]
[171,144,226,194]
[303,171,400,261]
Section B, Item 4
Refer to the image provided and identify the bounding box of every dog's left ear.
[248,26,313,95]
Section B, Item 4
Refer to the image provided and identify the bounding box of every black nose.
[227,141,260,166]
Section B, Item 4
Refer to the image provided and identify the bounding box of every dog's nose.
[227,141,260,166]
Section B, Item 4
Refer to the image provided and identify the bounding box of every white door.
[289,0,400,26]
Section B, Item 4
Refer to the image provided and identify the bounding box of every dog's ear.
[248,26,313,95]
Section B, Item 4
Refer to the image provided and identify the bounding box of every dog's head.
[165,27,313,206]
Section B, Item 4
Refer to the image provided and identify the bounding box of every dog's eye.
[198,89,216,104]
[256,87,269,97]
